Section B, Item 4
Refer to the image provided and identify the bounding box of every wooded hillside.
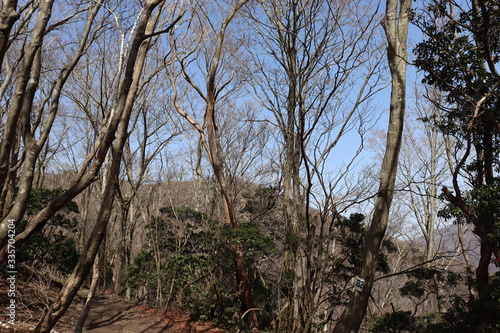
[0,0,499,332]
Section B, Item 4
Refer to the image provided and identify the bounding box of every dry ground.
[0,277,226,333]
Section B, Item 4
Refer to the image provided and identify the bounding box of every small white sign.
[354,277,365,292]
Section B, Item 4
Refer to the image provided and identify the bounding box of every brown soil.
[0,277,226,333]
[80,292,226,333]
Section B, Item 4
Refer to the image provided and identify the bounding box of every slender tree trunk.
[172,1,258,329]
[475,121,495,298]
[0,0,102,250]
[423,123,438,314]
[113,200,129,294]
[206,75,259,331]
[0,0,19,69]
[476,239,493,296]
[33,3,176,331]
[34,160,118,333]
[457,223,478,300]
[0,127,20,218]
[332,0,410,331]
[0,0,54,222]
[426,124,438,266]
[73,255,100,333]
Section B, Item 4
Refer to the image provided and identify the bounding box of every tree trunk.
[0,0,102,252]
[73,255,100,333]
[0,126,20,218]
[0,0,54,225]
[33,2,175,331]
[0,0,19,69]
[172,1,258,329]
[423,122,438,314]
[34,164,118,333]
[113,200,129,294]
[206,67,259,332]
[332,0,410,331]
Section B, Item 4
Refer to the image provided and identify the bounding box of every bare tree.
[367,101,456,315]
[0,0,54,218]
[33,1,182,332]
[112,76,182,294]
[369,87,452,268]
[333,0,411,331]
[0,1,103,252]
[0,0,20,68]
[168,0,262,329]
[245,0,385,331]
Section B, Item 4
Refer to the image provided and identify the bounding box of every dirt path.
[0,280,226,333]
[83,294,161,332]
[82,293,226,333]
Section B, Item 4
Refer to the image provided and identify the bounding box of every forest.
[0,0,499,332]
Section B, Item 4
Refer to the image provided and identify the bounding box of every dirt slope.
[83,292,226,333]
[0,278,226,333]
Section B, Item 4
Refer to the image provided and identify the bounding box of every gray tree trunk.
[0,1,101,247]
[332,0,410,331]
[33,2,178,331]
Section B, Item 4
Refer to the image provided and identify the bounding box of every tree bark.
[113,198,130,294]
[73,254,100,333]
[332,0,410,331]
[0,0,19,68]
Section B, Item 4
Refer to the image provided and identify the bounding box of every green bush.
[426,273,500,333]
[383,271,500,333]
[123,205,277,330]
[371,311,422,333]
[16,188,79,275]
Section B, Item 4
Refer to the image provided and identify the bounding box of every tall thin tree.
[169,0,259,329]
[333,0,411,331]
[33,2,182,331]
